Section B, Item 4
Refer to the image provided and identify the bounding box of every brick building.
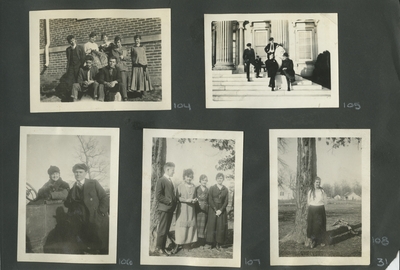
[39,18,162,90]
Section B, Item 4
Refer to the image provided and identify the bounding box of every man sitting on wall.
[71,55,99,101]
[98,56,123,101]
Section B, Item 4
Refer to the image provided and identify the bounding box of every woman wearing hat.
[37,166,70,201]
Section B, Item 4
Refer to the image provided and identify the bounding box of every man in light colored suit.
[155,162,177,256]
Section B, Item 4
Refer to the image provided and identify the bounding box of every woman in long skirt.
[195,174,209,247]
[205,173,229,250]
[174,169,198,253]
[307,176,328,248]
[130,35,153,98]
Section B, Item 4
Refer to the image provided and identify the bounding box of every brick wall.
[40,18,162,89]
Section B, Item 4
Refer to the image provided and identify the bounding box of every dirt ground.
[279,199,362,257]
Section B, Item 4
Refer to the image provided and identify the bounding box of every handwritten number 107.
[245,258,260,266]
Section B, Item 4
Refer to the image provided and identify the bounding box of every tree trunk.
[281,138,317,243]
[149,138,166,251]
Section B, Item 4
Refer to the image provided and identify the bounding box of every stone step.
[213,90,331,97]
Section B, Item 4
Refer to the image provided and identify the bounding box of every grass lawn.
[279,199,362,257]
[150,215,234,258]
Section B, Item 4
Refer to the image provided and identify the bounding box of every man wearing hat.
[64,163,109,254]
[243,43,256,82]
[279,52,295,91]
[37,165,70,201]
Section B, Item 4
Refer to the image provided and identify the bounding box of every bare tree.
[76,136,109,183]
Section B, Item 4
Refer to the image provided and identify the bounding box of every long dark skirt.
[307,205,326,244]
[206,209,227,244]
[196,210,208,238]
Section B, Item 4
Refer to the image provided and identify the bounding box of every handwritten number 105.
[344,102,361,110]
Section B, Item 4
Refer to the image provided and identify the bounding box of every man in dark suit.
[65,35,86,90]
[265,54,279,91]
[155,162,177,256]
[64,163,109,254]
[71,55,99,101]
[264,37,279,59]
[279,52,296,91]
[243,43,255,82]
[98,56,123,101]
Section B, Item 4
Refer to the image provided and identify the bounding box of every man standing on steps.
[243,43,255,82]
[155,162,177,256]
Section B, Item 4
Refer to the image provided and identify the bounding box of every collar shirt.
[308,188,326,206]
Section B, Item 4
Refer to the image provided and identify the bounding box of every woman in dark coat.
[37,165,70,201]
[205,173,229,250]
[279,52,295,91]
[195,174,209,247]
[265,54,279,91]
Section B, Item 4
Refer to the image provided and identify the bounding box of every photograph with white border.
[141,129,243,268]
[270,129,370,266]
[18,126,119,264]
[30,9,171,112]
[205,13,338,109]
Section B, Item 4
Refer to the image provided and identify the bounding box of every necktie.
[109,68,113,77]
[77,181,83,189]
[88,69,91,81]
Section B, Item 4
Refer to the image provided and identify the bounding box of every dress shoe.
[155,248,168,256]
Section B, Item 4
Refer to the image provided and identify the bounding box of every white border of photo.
[269,129,370,266]
[140,128,244,268]
[29,9,171,112]
[204,13,339,109]
[17,126,120,264]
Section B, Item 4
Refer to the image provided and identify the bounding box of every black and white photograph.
[140,129,243,268]
[17,127,119,264]
[30,9,171,112]
[269,129,370,265]
[204,13,338,109]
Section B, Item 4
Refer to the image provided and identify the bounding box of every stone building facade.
[211,16,334,78]
[39,18,161,89]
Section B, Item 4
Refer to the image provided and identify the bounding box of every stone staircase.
[212,70,330,101]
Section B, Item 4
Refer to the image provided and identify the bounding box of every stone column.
[214,21,235,70]
[236,21,245,73]
[212,22,216,67]
[271,20,289,51]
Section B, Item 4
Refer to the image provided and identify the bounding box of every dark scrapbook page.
[1,0,400,269]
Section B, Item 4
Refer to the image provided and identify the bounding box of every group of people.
[155,162,234,256]
[33,164,109,254]
[65,32,152,102]
[243,37,295,91]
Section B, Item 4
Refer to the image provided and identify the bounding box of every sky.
[165,138,234,188]
[278,138,362,187]
[26,134,111,191]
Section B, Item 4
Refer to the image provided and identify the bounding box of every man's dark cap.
[72,163,88,172]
